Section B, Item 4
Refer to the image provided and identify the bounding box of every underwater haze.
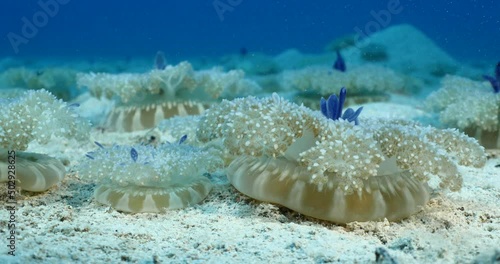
[0,0,499,61]
[2,1,500,263]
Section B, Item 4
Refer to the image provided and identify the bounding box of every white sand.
[1,103,499,264]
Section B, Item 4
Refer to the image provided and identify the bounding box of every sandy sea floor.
[0,101,499,264]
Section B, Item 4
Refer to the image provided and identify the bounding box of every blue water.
[0,0,498,61]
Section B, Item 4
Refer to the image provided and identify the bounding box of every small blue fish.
[154,51,166,70]
[320,87,363,125]
[130,148,138,162]
[333,50,346,72]
[178,135,187,144]
[496,61,500,80]
[240,47,248,57]
[94,141,105,149]
[483,61,500,93]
